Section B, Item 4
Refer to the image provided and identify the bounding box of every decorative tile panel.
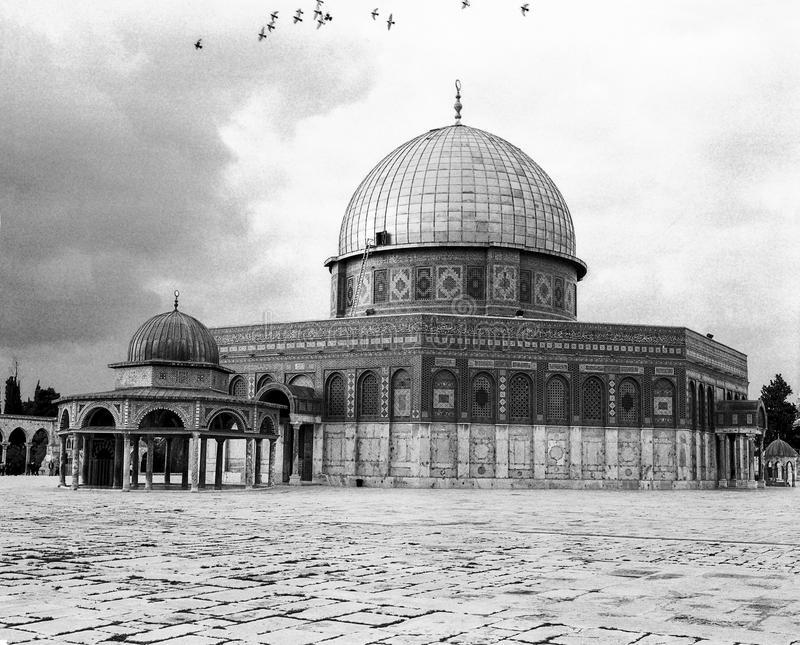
[345,276,355,308]
[373,269,388,303]
[492,265,517,301]
[519,270,532,304]
[358,272,372,307]
[436,266,463,300]
[535,272,553,307]
[390,268,411,301]
[554,276,565,310]
[415,267,432,300]
[467,266,485,300]
[565,281,576,315]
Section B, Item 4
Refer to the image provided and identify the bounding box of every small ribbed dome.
[339,124,584,276]
[764,439,798,459]
[128,308,219,365]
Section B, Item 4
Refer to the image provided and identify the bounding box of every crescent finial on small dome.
[454,79,463,125]
[174,290,180,311]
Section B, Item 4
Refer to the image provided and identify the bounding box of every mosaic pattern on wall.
[415,267,432,300]
[390,268,412,301]
[492,265,517,301]
[535,272,553,307]
[436,266,463,300]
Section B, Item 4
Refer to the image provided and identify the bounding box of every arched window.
[689,382,697,430]
[358,371,380,419]
[581,377,604,425]
[259,374,274,389]
[471,372,495,421]
[325,373,346,419]
[229,376,247,397]
[289,374,314,389]
[698,385,706,431]
[391,369,412,420]
[60,409,70,430]
[618,378,640,427]
[653,378,676,428]
[508,374,533,423]
[432,370,458,421]
[545,376,570,425]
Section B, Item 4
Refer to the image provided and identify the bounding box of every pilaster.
[604,428,618,480]
[569,426,582,480]
[495,425,509,479]
[457,423,470,479]
[533,426,546,480]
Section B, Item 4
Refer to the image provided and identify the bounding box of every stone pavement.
[1,478,799,645]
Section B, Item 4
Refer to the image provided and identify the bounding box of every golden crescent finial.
[454,79,463,125]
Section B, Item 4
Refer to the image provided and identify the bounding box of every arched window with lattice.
[391,369,412,420]
[471,372,495,422]
[581,377,604,425]
[653,378,676,428]
[431,370,458,421]
[257,374,274,392]
[358,371,380,419]
[618,378,640,427]
[508,373,533,424]
[229,376,247,397]
[325,373,346,419]
[545,375,570,425]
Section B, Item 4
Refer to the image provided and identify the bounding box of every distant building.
[0,415,57,475]
[763,439,797,487]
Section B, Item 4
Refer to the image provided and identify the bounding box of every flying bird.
[194,38,203,49]
[270,11,279,20]
[267,22,276,31]
[462,0,470,8]
[294,8,303,23]
[258,26,267,40]
[317,17,325,29]
[371,8,379,19]
[324,12,333,21]
[521,3,529,15]
[386,13,395,29]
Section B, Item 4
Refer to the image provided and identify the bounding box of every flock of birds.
[193,1,533,48]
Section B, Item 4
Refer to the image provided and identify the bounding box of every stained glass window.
[618,379,640,427]
[392,369,412,419]
[546,376,569,424]
[582,377,603,425]
[509,374,532,423]
[358,372,380,418]
[326,374,346,419]
[471,373,494,420]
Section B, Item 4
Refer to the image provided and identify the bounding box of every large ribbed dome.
[339,124,583,274]
[128,308,219,365]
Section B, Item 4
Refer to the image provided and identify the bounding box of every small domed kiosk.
[764,439,797,487]
[56,294,282,491]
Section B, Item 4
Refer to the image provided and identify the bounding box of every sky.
[1,0,798,402]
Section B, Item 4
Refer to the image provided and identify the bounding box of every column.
[0,442,7,475]
[457,423,470,480]
[71,432,80,490]
[122,433,131,492]
[145,435,154,491]
[290,423,302,485]
[254,439,263,486]
[313,423,325,481]
[759,435,766,486]
[81,435,90,483]
[748,438,755,482]
[131,435,140,489]
[181,437,190,489]
[24,442,32,475]
[245,438,254,490]
[190,432,200,492]
[267,438,276,486]
[199,437,208,489]
[214,438,224,489]
[59,435,67,487]
[113,434,123,488]
[163,437,172,486]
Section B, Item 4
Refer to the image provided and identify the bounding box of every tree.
[3,374,23,415]
[21,381,61,417]
[760,374,798,447]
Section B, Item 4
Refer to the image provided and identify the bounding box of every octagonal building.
[211,104,765,489]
